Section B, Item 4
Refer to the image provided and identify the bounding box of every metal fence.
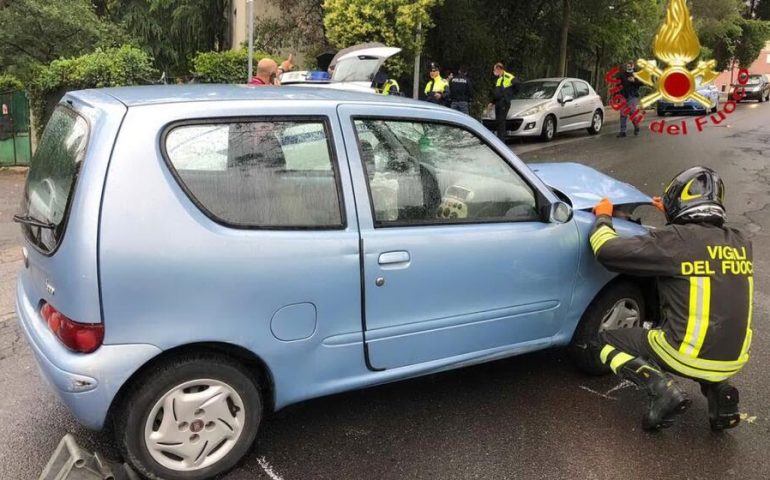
[0,90,32,166]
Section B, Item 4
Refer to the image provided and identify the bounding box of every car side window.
[164,119,343,229]
[558,82,575,101]
[574,81,590,98]
[354,119,539,226]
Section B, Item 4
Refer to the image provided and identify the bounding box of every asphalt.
[0,101,769,480]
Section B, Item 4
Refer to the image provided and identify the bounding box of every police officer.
[373,68,400,95]
[424,62,447,104]
[490,62,516,140]
[448,66,473,114]
[589,166,752,431]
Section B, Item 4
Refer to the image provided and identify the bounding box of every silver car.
[483,77,605,141]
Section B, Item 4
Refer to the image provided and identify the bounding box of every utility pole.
[247,0,255,82]
[413,22,422,99]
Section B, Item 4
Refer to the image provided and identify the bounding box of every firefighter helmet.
[662,166,726,224]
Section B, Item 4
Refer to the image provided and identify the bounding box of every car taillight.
[40,302,104,353]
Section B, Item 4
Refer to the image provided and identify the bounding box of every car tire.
[656,108,665,117]
[114,354,262,480]
[568,280,647,376]
[540,115,556,141]
[587,110,603,135]
[711,99,718,113]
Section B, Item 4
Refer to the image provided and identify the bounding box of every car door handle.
[378,251,410,265]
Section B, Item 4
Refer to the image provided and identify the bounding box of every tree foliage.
[192,49,275,84]
[694,0,770,70]
[106,0,231,77]
[28,45,157,137]
[323,0,445,76]
[0,0,125,80]
[257,0,327,62]
[0,74,24,93]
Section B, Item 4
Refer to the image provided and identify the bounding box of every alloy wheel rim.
[547,119,554,138]
[593,113,602,131]
[598,298,641,332]
[144,379,246,472]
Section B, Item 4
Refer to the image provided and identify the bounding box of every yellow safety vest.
[424,76,447,95]
[381,79,399,95]
[496,71,515,88]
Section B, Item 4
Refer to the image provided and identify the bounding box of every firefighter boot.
[701,382,740,432]
[619,358,691,431]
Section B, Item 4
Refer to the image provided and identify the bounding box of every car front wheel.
[115,354,262,480]
[541,115,556,141]
[568,281,647,375]
[587,110,603,135]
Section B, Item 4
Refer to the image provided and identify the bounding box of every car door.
[556,81,580,131]
[338,105,581,370]
[570,81,595,128]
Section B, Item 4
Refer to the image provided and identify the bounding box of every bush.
[0,74,24,93]
[28,45,157,138]
[192,49,275,84]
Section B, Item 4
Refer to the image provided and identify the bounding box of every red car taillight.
[40,302,104,353]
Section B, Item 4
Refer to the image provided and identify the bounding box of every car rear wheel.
[541,115,556,141]
[656,108,665,117]
[115,354,262,480]
[568,281,647,375]
[587,110,602,135]
[711,99,719,113]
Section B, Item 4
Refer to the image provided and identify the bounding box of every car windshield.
[746,76,762,85]
[512,81,559,100]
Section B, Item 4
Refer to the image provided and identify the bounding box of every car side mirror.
[549,201,573,223]
[561,95,574,104]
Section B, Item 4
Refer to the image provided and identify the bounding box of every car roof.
[74,84,429,108]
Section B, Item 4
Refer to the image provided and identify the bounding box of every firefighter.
[423,62,447,104]
[489,62,516,140]
[589,166,752,431]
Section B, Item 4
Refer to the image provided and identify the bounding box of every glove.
[652,196,665,213]
[593,197,613,217]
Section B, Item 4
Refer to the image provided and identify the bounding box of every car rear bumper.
[15,276,161,430]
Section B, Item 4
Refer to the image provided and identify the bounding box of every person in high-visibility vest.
[489,62,516,140]
[589,167,752,432]
[423,62,447,104]
[373,68,400,96]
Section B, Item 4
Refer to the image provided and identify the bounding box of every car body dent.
[529,162,652,210]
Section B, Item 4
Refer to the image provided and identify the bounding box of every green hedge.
[0,74,23,93]
[192,49,274,84]
[29,45,157,138]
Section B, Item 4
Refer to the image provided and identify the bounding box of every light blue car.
[16,86,653,480]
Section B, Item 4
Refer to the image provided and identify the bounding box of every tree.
[258,0,327,61]
[323,0,445,77]
[0,0,125,80]
[107,0,231,77]
[693,0,770,70]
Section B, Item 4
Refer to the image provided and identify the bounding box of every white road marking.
[580,380,635,400]
[258,457,285,480]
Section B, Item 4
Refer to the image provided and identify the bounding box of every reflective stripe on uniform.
[600,345,615,364]
[590,225,619,254]
[679,276,711,357]
[647,330,746,382]
[741,276,754,355]
[609,352,634,373]
[496,72,515,88]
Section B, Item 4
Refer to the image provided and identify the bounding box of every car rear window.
[163,119,344,229]
[21,106,89,253]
